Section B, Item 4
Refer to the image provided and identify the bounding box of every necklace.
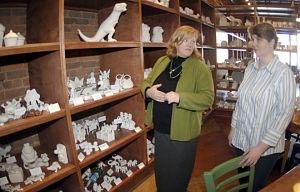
[169,58,183,79]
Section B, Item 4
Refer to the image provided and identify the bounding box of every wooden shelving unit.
[0,0,216,191]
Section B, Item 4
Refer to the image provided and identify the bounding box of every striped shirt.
[231,55,296,156]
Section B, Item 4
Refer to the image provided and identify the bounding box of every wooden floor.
[133,114,285,192]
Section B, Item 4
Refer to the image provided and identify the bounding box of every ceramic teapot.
[122,75,134,89]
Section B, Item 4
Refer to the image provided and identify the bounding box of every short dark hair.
[248,23,278,49]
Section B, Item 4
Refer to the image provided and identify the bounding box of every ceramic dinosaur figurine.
[78,3,127,42]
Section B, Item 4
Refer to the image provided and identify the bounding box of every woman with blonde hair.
[141,25,214,192]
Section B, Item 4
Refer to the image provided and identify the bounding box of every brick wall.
[0,7,28,104]
[64,10,101,82]
[0,8,101,104]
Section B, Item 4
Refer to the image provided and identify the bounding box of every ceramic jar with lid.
[17,32,25,46]
[4,30,18,47]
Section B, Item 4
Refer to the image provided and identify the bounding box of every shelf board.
[199,45,216,49]
[21,164,77,192]
[202,22,215,28]
[64,41,140,50]
[142,42,167,48]
[78,129,144,168]
[0,110,66,137]
[141,0,178,15]
[0,42,60,57]
[216,46,249,51]
[216,26,249,31]
[180,13,202,23]
[70,88,140,115]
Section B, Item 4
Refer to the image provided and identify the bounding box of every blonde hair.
[166,25,202,60]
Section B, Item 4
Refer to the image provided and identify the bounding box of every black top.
[153,56,187,134]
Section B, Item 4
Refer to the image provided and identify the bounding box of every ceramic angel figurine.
[98,69,110,90]
[78,3,127,42]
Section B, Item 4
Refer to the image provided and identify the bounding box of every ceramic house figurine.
[78,3,127,42]
[6,164,24,183]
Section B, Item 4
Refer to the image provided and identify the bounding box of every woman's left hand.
[165,91,180,104]
[240,142,269,168]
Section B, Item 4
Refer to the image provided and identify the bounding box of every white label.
[47,103,61,113]
[134,127,142,133]
[73,97,84,106]
[98,116,106,122]
[126,170,133,177]
[101,181,112,191]
[113,118,122,124]
[107,168,114,176]
[99,143,109,151]
[29,167,43,176]
[92,93,103,101]
[138,162,145,169]
[114,177,122,185]
[0,177,9,186]
[78,152,85,162]
[6,156,17,164]
[104,90,114,97]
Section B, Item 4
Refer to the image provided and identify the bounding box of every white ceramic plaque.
[29,167,43,176]
[48,103,61,113]
[99,143,109,151]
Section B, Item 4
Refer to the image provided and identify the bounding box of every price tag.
[99,143,109,151]
[114,177,122,185]
[47,103,61,113]
[107,168,114,176]
[29,167,43,176]
[0,177,9,186]
[134,126,142,133]
[91,93,102,101]
[113,118,122,124]
[138,162,145,169]
[73,97,84,106]
[101,181,112,191]
[104,90,114,97]
[98,116,106,123]
[6,156,17,164]
[126,170,133,177]
[78,152,85,162]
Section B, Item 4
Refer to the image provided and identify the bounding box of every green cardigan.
[141,55,214,141]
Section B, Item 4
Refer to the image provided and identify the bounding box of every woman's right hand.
[228,128,234,147]
[146,84,166,103]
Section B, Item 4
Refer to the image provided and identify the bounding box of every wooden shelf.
[0,110,66,137]
[64,41,141,50]
[78,129,143,168]
[141,0,178,14]
[0,0,217,191]
[0,43,60,57]
[69,88,140,115]
[142,42,167,48]
[21,165,77,192]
